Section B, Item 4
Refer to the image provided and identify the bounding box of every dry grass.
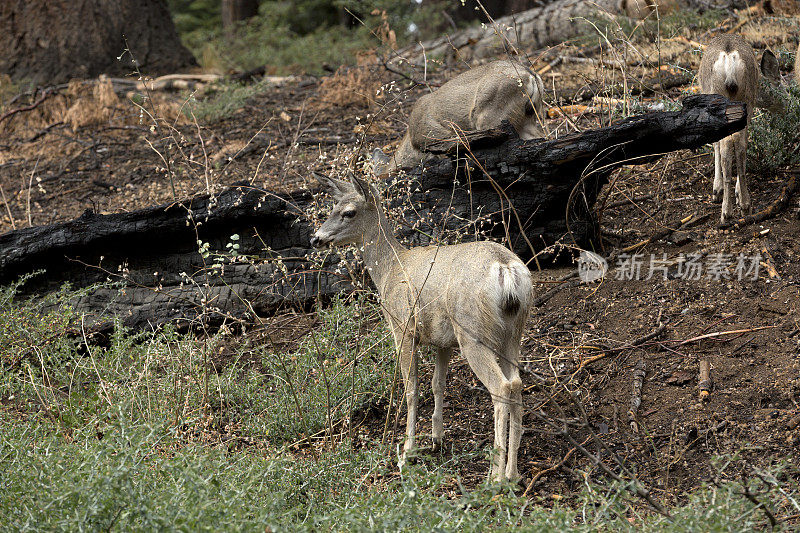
[313,52,385,109]
[0,76,190,140]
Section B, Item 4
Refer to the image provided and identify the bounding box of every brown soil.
[2,11,800,513]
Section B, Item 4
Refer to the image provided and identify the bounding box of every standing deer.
[310,171,532,482]
[795,42,800,86]
[373,59,546,174]
[699,35,781,222]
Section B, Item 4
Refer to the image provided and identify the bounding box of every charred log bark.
[0,95,746,332]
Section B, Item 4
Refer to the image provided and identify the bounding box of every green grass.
[654,8,727,39]
[1,278,798,530]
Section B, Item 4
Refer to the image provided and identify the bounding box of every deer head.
[310,171,379,248]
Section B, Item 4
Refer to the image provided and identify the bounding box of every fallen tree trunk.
[0,95,746,332]
[394,0,749,66]
[394,0,623,64]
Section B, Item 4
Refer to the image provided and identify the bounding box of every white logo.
[577,250,608,283]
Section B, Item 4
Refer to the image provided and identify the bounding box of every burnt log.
[0,95,746,332]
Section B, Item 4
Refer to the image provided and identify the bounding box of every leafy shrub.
[748,83,800,177]
[169,0,444,75]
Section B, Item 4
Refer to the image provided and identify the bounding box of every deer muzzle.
[310,232,332,248]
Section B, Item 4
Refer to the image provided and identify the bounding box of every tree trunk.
[0,95,746,333]
[0,0,196,85]
[221,0,259,28]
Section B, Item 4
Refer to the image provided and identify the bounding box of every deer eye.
[342,209,356,219]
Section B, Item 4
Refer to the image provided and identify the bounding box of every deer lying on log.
[310,171,532,482]
[373,59,546,173]
[699,35,782,222]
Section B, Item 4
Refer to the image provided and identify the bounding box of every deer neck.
[361,206,405,294]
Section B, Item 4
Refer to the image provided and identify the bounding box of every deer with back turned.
[310,171,532,482]
[373,59,546,174]
[698,34,781,222]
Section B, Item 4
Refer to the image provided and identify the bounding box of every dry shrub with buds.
[64,75,119,131]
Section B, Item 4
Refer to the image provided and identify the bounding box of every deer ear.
[313,171,351,198]
[348,171,375,202]
[761,50,781,82]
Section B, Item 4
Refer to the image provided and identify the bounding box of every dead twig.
[677,326,776,346]
[0,88,57,125]
[522,436,591,497]
[534,390,672,519]
[717,173,798,230]
[622,213,709,252]
[571,318,667,376]
[606,193,654,210]
[739,473,778,530]
[0,183,16,230]
[531,278,583,307]
[698,360,712,400]
[628,359,646,433]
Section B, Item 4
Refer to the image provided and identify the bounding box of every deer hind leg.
[735,130,751,215]
[499,341,523,483]
[712,141,723,203]
[457,335,515,482]
[720,136,737,222]
[431,347,452,452]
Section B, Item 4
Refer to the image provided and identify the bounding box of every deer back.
[407,60,544,152]
[380,240,528,349]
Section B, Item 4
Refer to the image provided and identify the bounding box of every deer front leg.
[431,347,452,452]
[735,130,751,215]
[712,141,723,203]
[397,334,418,465]
[720,138,736,222]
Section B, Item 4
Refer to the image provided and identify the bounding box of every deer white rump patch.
[489,261,532,315]
[713,50,743,92]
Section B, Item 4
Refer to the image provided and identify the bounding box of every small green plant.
[220,294,395,442]
[748,83,800,177]
[185,77,278,123]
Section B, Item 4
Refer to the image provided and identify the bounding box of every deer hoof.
[711,190,723,204]
[431,438,442,453]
